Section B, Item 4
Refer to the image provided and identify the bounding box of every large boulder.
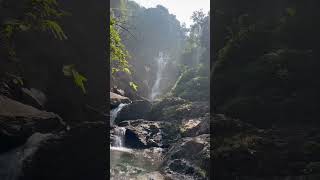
[115,100,152,124]
[0,95,66,153]
[16,122,106,180]
[161,134,210,180]
[181,114,210,137]
[110,92,131,108]
[118,119,180,149]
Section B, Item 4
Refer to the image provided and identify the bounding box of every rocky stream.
[109,92,211,180]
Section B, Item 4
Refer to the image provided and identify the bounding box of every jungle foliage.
[213,0,320,126]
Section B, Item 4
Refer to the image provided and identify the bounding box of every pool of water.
[110,147,164,180]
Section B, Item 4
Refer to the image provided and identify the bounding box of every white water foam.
[110,103,128,125]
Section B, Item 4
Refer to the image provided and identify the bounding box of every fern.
[129,82,138,91]
[0,0,67,60]
[63,64,88,94]
[41,20,67,40]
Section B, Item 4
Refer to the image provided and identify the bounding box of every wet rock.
[120,120,179,149]
[115,100,152,124]
[0,133,57,180]
[141,147,166,162]
[136,171,165,180]
[21,88,47,109]
[0,95,66,153]
[110,92,131,108]
[19,121,106,180]
[111,87,125,96]
[162,134,210,180]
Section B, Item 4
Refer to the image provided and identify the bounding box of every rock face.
[136,171,165,180]
[181,114,210,137]
[212,114,257,136]
[0,95,66,153]
[115,100,152,124]
[213,114,320,179]
[19,122,106,180]
[162,134,210,180]
[149,97,209,122]
[117,120,180,149]
[110,92,131,108]
[21,88,47,109]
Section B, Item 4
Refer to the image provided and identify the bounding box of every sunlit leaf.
[123,67,131,74]
[62,64,87,94]
[72,70,87,94]
[129,81,138,91]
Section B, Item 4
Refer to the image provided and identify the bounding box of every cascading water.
[112,127,126,148]
[150,52,169,101]
[194,24,204,65]
[0,133,52,180]
[110,103,129,151]
[110,103,128,126]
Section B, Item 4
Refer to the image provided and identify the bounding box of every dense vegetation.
[213,0,320,126]
[213,1,320,179]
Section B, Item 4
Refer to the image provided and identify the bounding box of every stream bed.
[110,103,164,180]
[110,147,163,180]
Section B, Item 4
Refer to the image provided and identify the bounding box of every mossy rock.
[172,67,209,101]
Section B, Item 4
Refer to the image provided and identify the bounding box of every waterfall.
[113,127,126,147]
[0,133,52,180]
[150,52,169,101]
[110,103,130,151]
[110,103,128,125]
[194,24,203,65]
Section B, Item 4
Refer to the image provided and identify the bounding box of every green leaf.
[123,67,131,74]
[129,82,138,91]
[62,64,87,94]
[72,70,87,94]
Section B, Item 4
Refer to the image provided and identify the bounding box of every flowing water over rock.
[110,148,163,180]
[113,127,126,147]
[0,133,53,180]
[110,103,163,179]
[110,103,128,125]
